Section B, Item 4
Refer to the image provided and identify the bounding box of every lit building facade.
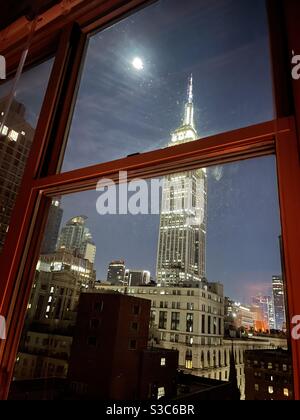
[252,294,275,331]
[107,260,126,284]
[125,269,151,286]
[0,99,35,253]
[272,275,286,331]
[96,283,288,400]
[156,77,207,286]
[14,250,96,381]
[37,250,96,288]
[57,216,96,264]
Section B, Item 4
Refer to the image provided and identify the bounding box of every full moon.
[132,57,144,71]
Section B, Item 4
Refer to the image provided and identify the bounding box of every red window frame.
[0,0,300,400]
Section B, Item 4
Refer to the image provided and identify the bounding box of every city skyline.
[59,0,280,303]
[0,0,282,304]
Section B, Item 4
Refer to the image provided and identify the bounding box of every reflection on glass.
[62,0,274,172]
[0,59,54,253]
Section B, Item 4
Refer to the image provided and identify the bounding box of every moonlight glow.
[132,57,144,71]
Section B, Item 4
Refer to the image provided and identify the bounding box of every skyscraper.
[252,294,275,331]
[272,275,286,331]
[0,98,35,253]
[156,77,207,286]
[40,198,63,254]
[57,215,96,264]
[107,260,126,284]
[125,269,151,286]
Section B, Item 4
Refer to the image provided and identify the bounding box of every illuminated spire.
[183,74,194,128]
[188,74,193,104]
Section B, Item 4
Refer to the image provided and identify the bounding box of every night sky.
[0,0,282,303]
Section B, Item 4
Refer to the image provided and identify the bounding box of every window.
[283,388,289,397]
[186,336,193,347]
[133,305,140,315]
[94,302,103,312]
[90,319,100,329]
[62,0,274,173]
[208,316,211,335]
[268,386,274,395]
[129,340,137,350]
[201,315,206,334]
[87,337,97,347]
[3,0,299,404]
[157,387,165,400]
[0,60,53,254]
[160,358,166,366]
[185,350,193,369]
[131,322,139,331]
[171,312,180,331]
[186,314,194,333]
[159,311,167,330]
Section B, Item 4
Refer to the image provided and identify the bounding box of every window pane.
[9,154,294,401]
[62,0,273,172]
[0,59,54,253]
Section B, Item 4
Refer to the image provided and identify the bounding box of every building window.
[90,319,100,329]
[283,364,287,371]
[255,384,259,392]
[157,387,165,400]
[268,363,273,369]
[185,350,193,369]
[268,386,274,395]
[201,315,206,334]
[186,313,194,333]
[94,302,103,313]
[131,322,139,331]
[208,316,211,334]
[159,311,167,330]
[129,340,137,350]
[160,358,166,366]
[283,388,289,397]
[171,312,180,331]
[87,337,97,347]
[186,336,193,347]
[133,305,140,315]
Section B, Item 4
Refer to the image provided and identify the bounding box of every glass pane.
[9,156,293,401]
[62,0,274,172]
[0,59,54,253]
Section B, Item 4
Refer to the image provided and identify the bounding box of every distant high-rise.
[272,275,286,331]
[252,295,275,331]
[156,76,207,286]
[0,98,35,253]
[107,260,126,285]
[57,216,96,264]
[40,198,63,254]
[125,269,151,286]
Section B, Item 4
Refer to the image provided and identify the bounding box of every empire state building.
[156,77,207,287]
